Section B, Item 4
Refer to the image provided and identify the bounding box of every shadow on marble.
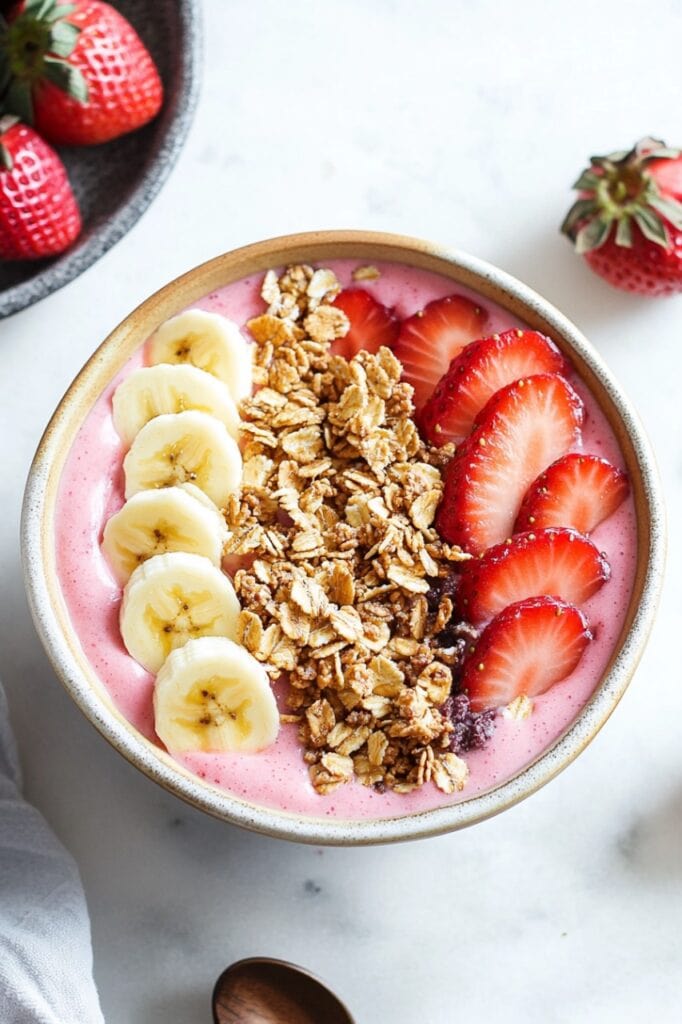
[617,787,682,879]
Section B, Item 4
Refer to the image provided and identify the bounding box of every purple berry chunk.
[426,572,460,612]
[441,692,496,754]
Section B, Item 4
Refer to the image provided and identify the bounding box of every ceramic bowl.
[21,230,666,845]
[0,0,201,319]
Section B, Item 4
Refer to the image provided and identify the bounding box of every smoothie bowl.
[22,231,665,845]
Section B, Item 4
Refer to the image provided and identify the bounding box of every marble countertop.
[2,1,681,1020]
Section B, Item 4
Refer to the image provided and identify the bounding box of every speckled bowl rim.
[21,230,666,845]
[0,0,202,320]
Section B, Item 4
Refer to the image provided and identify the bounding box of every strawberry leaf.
[589,155,616,170]
[560,198,598,239]
[575,216,611,254]
[43,55,88,103]
[45,3,77,21]
[640,145,680,161]
[48,19,80,58]
[4,78,33,125]
[648,194,682,230]
[571,170,601,192]
[0,143,12,172]
[615,217,633,248]
[24,0,54,17]
[633,137,665,155]
[632,207,670,247]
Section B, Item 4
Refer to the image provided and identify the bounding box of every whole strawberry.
[0,114,81,259]
[0,0,163,146]
[561,137,682,296]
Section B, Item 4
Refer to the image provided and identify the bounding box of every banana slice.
[112,364,240,447]
[123,410,242,508]
[179,482,224,510]
[102,486,229,584]
[120,552,240,673]
[154,636,279,754]
[147,309,252,404]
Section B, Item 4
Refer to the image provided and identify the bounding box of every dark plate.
[0,0,201,319]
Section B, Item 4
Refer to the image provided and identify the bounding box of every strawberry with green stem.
[562,137,682,296]
[0,0,163,146]
[0,112,81,258]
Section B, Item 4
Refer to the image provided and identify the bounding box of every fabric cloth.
[0,681,104,1023]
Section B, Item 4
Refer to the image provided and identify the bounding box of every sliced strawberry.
[436,374,584,555]
[456,527,610,625]
[330,289,400,358]
[461,596,592,712]
[515,453,629,534]
[419,329,567,447]
[391,294,489,411]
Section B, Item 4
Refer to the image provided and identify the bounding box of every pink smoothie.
[55,259,637,821]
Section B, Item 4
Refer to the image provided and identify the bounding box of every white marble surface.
[1,1,682,1020]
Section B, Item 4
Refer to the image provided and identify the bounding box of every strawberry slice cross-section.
[455,527,611,625]
[515,453,629,535]
[436,373,584,555]
[419,328,567,447]
[330,288,400,359]
[461,595,593,712]
[391,294,490,411]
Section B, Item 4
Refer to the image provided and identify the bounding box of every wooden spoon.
[212,957,355,1024]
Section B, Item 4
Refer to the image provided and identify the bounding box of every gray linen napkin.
[0,681,104,1023]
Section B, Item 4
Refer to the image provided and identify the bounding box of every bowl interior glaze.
[21,231,665,845]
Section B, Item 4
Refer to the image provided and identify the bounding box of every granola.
[226,264,479,796]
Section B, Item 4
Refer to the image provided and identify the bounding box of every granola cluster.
[226,263,479,796]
